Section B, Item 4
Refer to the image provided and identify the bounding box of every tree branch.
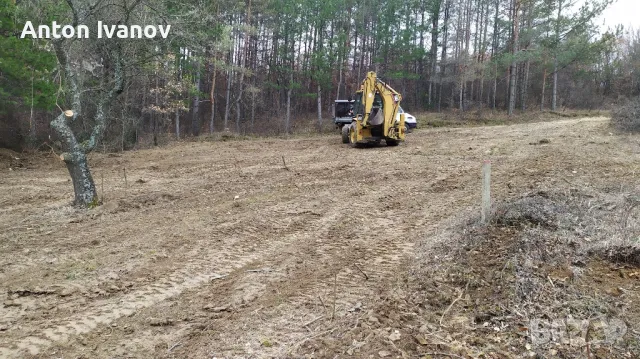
[50,111,81,158]
[65,0,79,27]
[83,44,126,153]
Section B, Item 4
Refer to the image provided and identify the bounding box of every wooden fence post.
[482,160,491,224]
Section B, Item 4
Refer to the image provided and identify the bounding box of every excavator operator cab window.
[371,93,383,117]
[373,94,383,109]
[353,95,364,116]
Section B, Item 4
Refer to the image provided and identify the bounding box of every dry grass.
[409,188,640,357]
[612,97,640,133]
[301,187,640,358]
[415,109,610,129]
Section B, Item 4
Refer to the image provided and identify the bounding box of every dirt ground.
[1,117,639,358]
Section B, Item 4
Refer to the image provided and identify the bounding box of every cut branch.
[52,39,81,121]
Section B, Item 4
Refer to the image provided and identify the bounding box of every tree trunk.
[491,0,499,110]
[492,63,497,110]
[175,48,183,139]
[541,67,547,111]
[235,0,252,133]
[357,20,365,82]
[508,0,520,116]
[64,151,97,206]
[552,0,563,111]
[336,60,343,101]
[235,82,242,133]
[552,57,558,111]
[192,59,201,136]
[153,113,158,146]
[285,71,293,134]
[459,68,464,110]
[210,60,217,133]
[342,6,351,99]
[175,109,180,138]
[519,3,532,112]
[479,0,489,109]
[251,90,256,131]
[154,65,160,145]
[224,69,233,130]
[317,84,322,132]
[438,0,451,112]
[521,59,530,111]
[29,71,36,144]
[52,111,98,206]
[429,0,442,109]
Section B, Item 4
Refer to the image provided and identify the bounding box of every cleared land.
[1,117,639,358]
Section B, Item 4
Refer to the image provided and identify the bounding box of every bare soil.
[1,117,639,358]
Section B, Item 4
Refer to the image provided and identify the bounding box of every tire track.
[0,249,255,357]
[0,202,327,358]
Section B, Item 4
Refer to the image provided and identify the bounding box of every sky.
[595,0,640,32]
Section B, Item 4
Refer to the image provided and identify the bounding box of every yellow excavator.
[341,71,406,147]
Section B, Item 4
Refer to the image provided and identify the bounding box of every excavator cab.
[341,72,406,147]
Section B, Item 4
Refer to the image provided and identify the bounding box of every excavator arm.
[347,71,406,147]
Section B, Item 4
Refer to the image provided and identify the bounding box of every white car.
[396,107,417,130]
